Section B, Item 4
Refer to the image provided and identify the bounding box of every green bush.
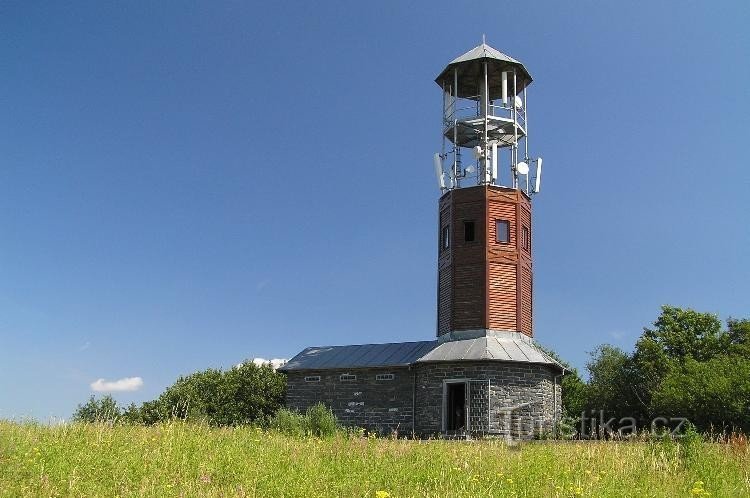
[269,403,340,437]
[306,403,338,437]
[73,361,287,427]
[269,408,307,437]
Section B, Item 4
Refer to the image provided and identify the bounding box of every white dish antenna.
[465,165,476,174]
[516,161,529,175]
[433,153,446,189]
[472,145,484,160]
[533,157,543,193]
[514,95,523,109]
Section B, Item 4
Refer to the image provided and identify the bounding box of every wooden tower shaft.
[437,185,533,337]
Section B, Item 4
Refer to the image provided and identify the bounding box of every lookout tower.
[281,41,562,440]
[433,42,543,339]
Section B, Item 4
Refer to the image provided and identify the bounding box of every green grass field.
[1,421,748,497]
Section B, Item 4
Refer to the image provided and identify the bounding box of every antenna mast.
[432,39,543,196]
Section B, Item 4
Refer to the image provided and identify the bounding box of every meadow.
[1,421,748,497]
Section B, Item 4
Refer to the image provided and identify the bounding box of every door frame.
[442,378,469,433]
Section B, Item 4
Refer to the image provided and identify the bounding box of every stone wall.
[413,361,560,439]
[284,361,561,440]
[284,367,414,435]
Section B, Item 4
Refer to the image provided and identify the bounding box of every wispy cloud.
[90,377,143,392]
[79,341,91,352]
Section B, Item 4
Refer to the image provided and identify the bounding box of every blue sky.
[1,2,748,419]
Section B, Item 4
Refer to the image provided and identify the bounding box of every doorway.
[446,382,467,431]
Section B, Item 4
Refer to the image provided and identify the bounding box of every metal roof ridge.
[293,339,435,350]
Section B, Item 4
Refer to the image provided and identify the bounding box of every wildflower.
[375,491,390,498]
[690,481,710,497]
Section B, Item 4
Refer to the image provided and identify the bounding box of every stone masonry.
[414,361,561,439]
[284,360,561,439]
[285,366,415,435]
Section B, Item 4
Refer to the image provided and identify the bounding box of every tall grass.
[0,420,748,497]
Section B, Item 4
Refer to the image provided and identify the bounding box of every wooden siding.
[520,264,533,335]
[488,262,517,330]
[437,267,452,335]
[453,263,485,330]
[436,185,534,337]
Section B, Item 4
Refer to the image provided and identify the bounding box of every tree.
[144,361,286,426]
[636,305,725,364]
[727,318,750,358]
[650,356,750,433]
[71,395,121,423]
[584,345,643,423]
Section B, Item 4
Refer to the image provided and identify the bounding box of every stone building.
[280,42,564,439]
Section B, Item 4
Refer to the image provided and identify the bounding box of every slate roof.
[278,340,436,371]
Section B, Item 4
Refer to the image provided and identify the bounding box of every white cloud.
[250,358,287,370]
[79,341,91,351]
[90,376,143,392]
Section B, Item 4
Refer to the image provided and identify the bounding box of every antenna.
[433,153,446,190]
[490,141,498,183]
[501,72,508,105]
[516,161,529,175]
[533,158,543,193]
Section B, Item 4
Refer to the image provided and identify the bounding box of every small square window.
[463,221,475,242]
[339,374,357,382]
[522,225,530,251]
[496,220,510,244]
[376,373,395,381]
[441,225,450,251]
[304,376,321,383]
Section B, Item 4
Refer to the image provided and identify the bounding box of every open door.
[446,382,466,432]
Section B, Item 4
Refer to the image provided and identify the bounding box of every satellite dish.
[533,157,543,193]
[472,145,484,160]
[514,95,523,109]
[516,161,529,175]
[433,153,446,189]
[465,165,476,174]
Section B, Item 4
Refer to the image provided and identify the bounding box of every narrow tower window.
[496,220,510,244]
[464,221,475,242]
[441,225,450,251]
[522,225,530,251]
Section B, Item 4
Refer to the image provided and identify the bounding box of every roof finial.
[482,33,486,45]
